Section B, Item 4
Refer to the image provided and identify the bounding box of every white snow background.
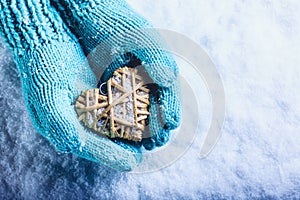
[1,0,300,199]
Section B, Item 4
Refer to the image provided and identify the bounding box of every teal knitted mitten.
[0,0,142,171]
[52,0,182,150]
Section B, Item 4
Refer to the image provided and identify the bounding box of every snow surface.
[1,0,300,199]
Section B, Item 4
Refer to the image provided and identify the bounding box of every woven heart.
[75,67,150,142]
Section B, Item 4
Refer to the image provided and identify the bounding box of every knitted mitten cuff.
[0,0,75,57]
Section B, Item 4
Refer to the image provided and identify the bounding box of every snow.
[1,0,300,199]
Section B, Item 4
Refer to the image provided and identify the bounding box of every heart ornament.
[75,67,150,142]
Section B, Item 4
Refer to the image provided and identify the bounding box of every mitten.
[52,0,182,150]
[0,0,141,171]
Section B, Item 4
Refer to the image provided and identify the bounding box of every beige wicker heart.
[75,67,150,142]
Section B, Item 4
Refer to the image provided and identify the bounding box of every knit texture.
[52,0,182,150]
[0,0,142,171]
[0,0,181,170]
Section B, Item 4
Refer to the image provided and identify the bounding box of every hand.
[0,0,142,171]
[52,0,182,150]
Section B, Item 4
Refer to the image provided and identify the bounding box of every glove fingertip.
[154,129,170,147]
[142,138,156,150]
[159,83,182,130]
[163,110,181,131]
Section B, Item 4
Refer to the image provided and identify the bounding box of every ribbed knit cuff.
[51,0,150,53]
[0,0,75,57]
